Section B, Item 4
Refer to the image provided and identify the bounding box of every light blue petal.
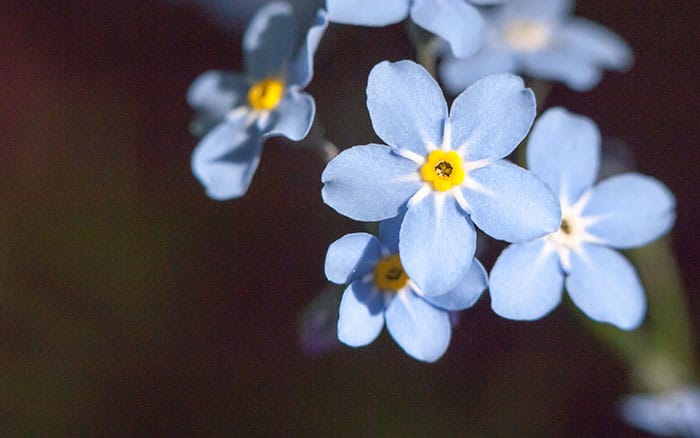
[321,144,422,221]
[243,2,297,79]
[520,51,602,91]
[439,49,518,95]
[385,291,451,362]
[337,280,385,347]
[489,239,564,320]
[584,173,676,249]
[506,0,573,19]
[526,107,600,202]
[187,70,247,117]
[378,212,404,254]
[288,8,329,88]
[470,0,506,4]
[560,18,633,71]
[366,60,448,155]
[465,160,561,242]
[621,388,700,438]
[424,259,487,311]
[410,0,483,58]
[191,120,263,200]
[325,233,382,284]
[450,73,536,161]
[399,194,476,297]
[266,90,315,141]
[326,0,409,26]
[567,244,646,330]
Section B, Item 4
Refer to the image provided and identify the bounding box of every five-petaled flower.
[326,215,488,362]
[326,0,506,58]
[188,2,328,200]
[322,60,561,297]
[439,0,633,93]
[489,107,676,330]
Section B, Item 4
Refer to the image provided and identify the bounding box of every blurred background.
[1,0,698,435]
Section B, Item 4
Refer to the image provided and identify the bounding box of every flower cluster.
[322,60,561,298]
[187,1,677,365]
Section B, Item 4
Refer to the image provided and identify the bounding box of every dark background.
[1,0,698,435]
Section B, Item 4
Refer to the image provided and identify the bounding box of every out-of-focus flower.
[322,60,559,296]
[167,0,324,33]
[621,386,700,437]
[439,0,633,93]
[297,284,342,357]
[325,215,487,362]
[188,2,328,200]
[326,0,506,58]
[489,107,675,330]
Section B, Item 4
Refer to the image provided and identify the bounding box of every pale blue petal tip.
[385,291,451,362]
[324,233,381,284]
[337,281,385,347]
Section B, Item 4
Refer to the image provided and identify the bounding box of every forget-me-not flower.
[322,60,560,297]
[326,215,488,362]
[489,107,676,330]
[326,0,506,58]
[439,0,633,93]
[188,2,328,200]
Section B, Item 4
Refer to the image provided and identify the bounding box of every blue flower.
[326,0,506,58]
[322,60,560,296]
[439,0,633,93]
[325,215,488,362]
[489,107,676,330]
[188,2,328,200]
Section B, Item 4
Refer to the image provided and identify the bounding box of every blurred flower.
[326,0,506,58]
[188,2,328,200]
[621,386,700,437]
[489,107,676,330]
[439,0,633,93]
[325,215,487,362]
[166,0,324,33]
[297,284,342,357]
[322,60,559,296]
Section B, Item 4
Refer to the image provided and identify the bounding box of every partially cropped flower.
[326,215,487,362]
[322,60,560,296]
[439,0,633,93]
[621,387,700,437]
[326,0,506,58]
[489,107,675,330]
[188,2,328,200]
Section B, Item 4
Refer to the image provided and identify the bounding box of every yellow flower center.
[247,78,285,110]
[503,20,551,52]
[374,254,409,292]
[420,150,465,191]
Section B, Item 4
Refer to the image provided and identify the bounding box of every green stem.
[407,21,439,78]
[627,237,697,387]
[572,236,697,393]
[416,40,439,78]
[301,117,339,163]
